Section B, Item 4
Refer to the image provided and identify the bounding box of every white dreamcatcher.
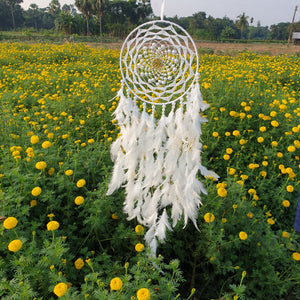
[107,1,219,254]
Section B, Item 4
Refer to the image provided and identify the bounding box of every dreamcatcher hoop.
[120,20,199,106]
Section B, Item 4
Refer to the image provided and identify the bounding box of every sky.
[21,0,300,27]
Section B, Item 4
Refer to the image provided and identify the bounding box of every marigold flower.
[42,141,52,149]
[287,146,296,152]
[271,141,278,147]
[271,120,279,127]
[204,213,215,223]
[282,200,290,207]
[8,239,22,252]
[88,138,95,144]
[53,282,68,297]
[74,196,84,205]
[30,200,37,207]
[226,148,233,154]
[286,185,294,193]
[3,217,18,229]
[292,252,300,261]
[48,168,55,175]
[65,169,73,176]
[239,231,248,240]
[110,277,123,291]
[30,135,39,144]
[135,243,145,252]
[35,161,47,170]
[223,154,230,160]
[47,221,60,231]
[135,225,144,235]
[282,231,290,238]
[31,186,42,197]
[232,130,240,137]
[74,258,84,270]
[247,212,254,218]
[111,213,118,219]
[212,132,219,137]
[217,187,227,197]
[228,168,236,175]
[267,218,275,225]
[76,179,86,188]
[137,288,151,300]
[257,137,264,143]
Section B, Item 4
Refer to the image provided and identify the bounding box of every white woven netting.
[120,20,199,105]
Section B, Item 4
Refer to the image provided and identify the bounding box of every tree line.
[1,0,300,41]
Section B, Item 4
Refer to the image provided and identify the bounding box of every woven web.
[120,20,199,105]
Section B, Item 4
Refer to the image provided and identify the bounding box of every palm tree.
[75,0,93,36]
[236,12,249,38]
[5,0,23,31]
[91,0,105,36]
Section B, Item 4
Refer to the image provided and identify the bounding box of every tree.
[236,12,249,38]
[75,0,93,35]
[27,3,39,30]
[48,0,61,17]
[91,0,106,36]
[5,0,23,31]
[136,0,152,22]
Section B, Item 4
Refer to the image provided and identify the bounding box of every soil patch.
[87,41,300,56]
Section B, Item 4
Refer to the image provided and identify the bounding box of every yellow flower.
[53,282,68,297]
[76,179,86,188]
[8,239,22,252]
[287,146,296,152]
[204,213,215,223]
[74,196,84,205]
[137,288,151,300]
[110,277,123,291]
[31,186,42,197]
[47,221,60,231]
[30,200,37,207]
[282,200,290,207]
[88,139,95,144]
[232,130,240,137]
[223,154,230,160]
[282,231,290,238]
[30,135,39,144]
[239,231,248,240]
[221,218,227,223]
[271,120,279,127]
[65,169,73,176]
[259,126,266,132]
[292,252,300,261]
[239,139,247,145]
[74,258,84,270]
[217,187,227,197]
[135,225,144,235]
[226,148,233,154]
[48,168,55,175]
[257,137,264,143]
[267,218,275,225]
[247,212,254,218]
[286,185,294,193]
[135,243,145,252]
[212,132,219,137]
[35,161,47,170]
[228,168,236,175]
[3,217,18,229]
[42,141,52,149]
[111,213,118,219]
[271,141,278,147]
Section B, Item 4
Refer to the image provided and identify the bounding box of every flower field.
[0,43,299,299]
